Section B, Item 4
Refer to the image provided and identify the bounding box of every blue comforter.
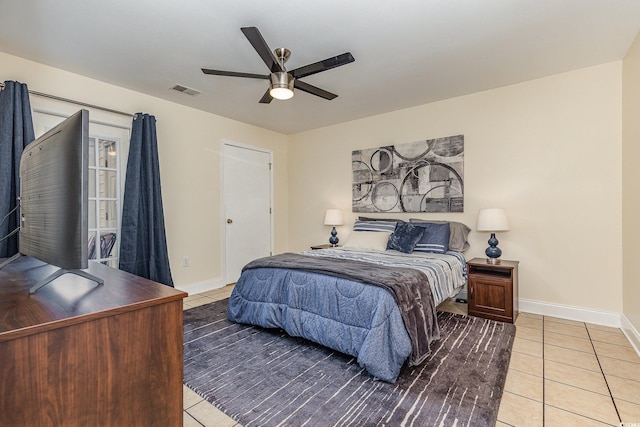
[228,249,466,383]
[228,267,412,383]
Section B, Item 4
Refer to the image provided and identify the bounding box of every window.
[88,136,121,267]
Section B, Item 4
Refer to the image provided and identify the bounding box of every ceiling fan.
[202,27,355,103]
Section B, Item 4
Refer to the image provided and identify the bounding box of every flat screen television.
[0,109,102,293]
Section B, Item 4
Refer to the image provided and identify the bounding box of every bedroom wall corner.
[287,62,624,316]
[622,30,640,338]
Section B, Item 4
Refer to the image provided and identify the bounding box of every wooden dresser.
[0,256,187,427]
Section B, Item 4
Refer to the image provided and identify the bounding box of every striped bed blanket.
[302,247,467,305]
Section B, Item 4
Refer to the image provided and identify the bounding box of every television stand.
[28,268,104,294]
[0,253,104,294]
[0,255,186,427]
[0,252,21,269]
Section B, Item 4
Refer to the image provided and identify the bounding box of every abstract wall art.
[352,135,464,213]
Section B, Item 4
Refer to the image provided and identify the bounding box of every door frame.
[220,139,274,284]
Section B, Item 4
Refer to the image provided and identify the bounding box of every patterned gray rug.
[184,299,515,427]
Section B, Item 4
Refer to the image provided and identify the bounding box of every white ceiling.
[1,0,639,134]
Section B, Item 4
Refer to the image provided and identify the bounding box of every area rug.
[184,299,515,427]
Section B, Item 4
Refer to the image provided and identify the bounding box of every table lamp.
[476,208,510,264]
[324,209,344,246]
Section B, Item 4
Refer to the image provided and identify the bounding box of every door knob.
[227,218,233,224]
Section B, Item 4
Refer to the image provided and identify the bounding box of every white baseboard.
[176,277,226,295]
[518,298,621,328]
[621,314,640,357]
[520,298,640,357]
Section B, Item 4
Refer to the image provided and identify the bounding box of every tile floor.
[498,312,640,426]
[182,287,640,426]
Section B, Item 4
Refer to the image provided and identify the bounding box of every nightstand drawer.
[467,264,514,279]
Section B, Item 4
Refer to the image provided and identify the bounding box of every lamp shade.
[324,209,344,226]
[476,208,510,232]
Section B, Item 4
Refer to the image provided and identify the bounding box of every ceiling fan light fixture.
[269,72,294,100]
[202,27,354,103]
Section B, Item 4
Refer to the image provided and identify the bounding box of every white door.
[223,143,272,284]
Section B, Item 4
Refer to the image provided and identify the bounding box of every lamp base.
[485,232,502,264]
[329,226,339,246]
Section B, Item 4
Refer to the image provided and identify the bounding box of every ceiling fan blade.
[259,89,273,104]
[291,52,355,79]
[241,27,283,73]
[201,68,269,79]
[294,80,338,100]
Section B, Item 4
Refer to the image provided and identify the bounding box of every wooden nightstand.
[310,244,340,250]
[467,257,519,323]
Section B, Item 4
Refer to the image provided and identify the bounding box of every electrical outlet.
[183,256,189,267]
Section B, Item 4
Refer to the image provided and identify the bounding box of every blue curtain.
[0,81,35,258]
[119,113,174,286]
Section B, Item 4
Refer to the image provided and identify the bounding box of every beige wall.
[288,62,623,313]
[2,49,630,318]
[622,32,640,332]
[1,51,289,288]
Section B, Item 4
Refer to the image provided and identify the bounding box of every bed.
[227,219,469,383]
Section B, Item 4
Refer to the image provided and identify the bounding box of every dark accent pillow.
[412,222,451,254]
[409,219,471,252]
[386,222,425,254]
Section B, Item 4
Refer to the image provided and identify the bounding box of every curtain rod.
[0,82,134,118]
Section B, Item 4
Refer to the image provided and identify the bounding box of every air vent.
[171,84,201,96]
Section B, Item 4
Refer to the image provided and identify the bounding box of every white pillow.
[342,231,391,251]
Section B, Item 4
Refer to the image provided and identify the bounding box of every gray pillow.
[409,219,471,252]
[386,222,425,253]
[353,219,398,233]
[358,216,403,222]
